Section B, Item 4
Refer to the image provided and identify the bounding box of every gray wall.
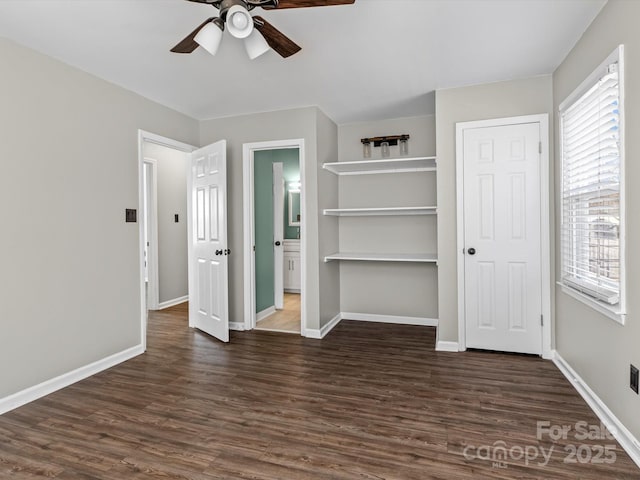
[337,116,438,318]
[553,0,640,440]
[435,76,554,342]
[143,142,189,305]
[0,38,198,398]
[316,109,341,328]
[199,107,331,331]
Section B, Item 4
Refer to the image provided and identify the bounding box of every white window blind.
[560,55,623,307]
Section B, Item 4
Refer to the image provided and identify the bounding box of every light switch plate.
[126,209,137,223]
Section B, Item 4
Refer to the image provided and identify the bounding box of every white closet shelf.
[324,252,438,264]
[323,206,437,217]
[322,156,436,175]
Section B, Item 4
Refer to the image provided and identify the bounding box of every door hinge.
[540,314,544,326]
[539,142,542,154]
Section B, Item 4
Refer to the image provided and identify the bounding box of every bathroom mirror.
[288,190,301,227]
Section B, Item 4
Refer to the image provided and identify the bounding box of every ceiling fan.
[171,0,355,60]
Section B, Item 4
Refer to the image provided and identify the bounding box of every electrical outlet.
[631,365,639,394]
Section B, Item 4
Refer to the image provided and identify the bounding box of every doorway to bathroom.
[243,141,304,335]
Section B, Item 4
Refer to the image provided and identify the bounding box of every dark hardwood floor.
[1,303,638,479]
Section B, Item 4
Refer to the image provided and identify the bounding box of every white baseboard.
[158,295,189,310]
[0,344,144,416]
[305,328,322,339]
[229,322,246,331]
[341,312,438,327]
[256,306,276,322]
[305,313,437,340]
[284,289,301,294]
[553,351,640,469]
[436,341,460,352]
[306,313,342,339]
[321,313,342,337]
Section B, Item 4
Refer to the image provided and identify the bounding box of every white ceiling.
[0,0,606,124]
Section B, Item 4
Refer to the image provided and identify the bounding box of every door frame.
[137,130,196,351]
[242,139,306,335]
[143,158,159,311]
[455,114,552,359]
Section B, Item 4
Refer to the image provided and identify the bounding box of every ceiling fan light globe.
[194,21,224,56]
[233,14,248,30]
[227,5,254,39]
[244,31,271,60]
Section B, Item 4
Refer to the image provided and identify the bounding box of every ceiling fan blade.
[265,0,355,9]
[253,16,301,58]
[171,17,216,54]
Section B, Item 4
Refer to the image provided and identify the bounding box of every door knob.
[275,241,281,246]
[215,249,223,256]
[467,248,476,255]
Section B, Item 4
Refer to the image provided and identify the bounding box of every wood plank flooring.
[256,293,301,333]
[0,303,638,479]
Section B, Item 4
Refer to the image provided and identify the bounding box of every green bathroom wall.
[254,148,300,313]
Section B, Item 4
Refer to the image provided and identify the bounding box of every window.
[559,45,625,322]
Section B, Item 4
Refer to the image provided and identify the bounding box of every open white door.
[462,122,542,355]
[273,163,284,310]
[188,140,229,342]
[143,163,150,283]
[142,160,159,310]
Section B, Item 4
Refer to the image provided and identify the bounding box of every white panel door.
[463,123,542,354]
[188,140,229,342]
[273,163,284,310]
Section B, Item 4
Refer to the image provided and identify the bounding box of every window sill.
[557,282,626,325]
